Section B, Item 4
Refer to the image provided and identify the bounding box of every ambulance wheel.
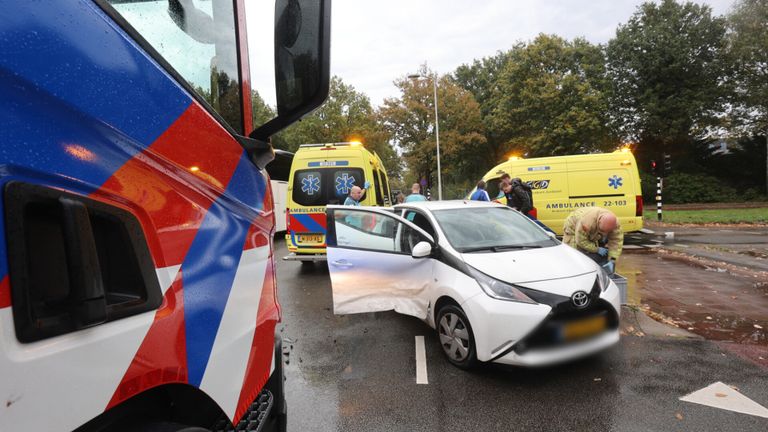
[436,305,477,369]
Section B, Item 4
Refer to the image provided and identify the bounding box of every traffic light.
[650,160,657,176]
[663,153,671,175]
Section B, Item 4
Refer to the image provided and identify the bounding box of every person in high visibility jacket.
[562,207,624,274]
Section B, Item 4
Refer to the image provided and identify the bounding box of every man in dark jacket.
[504,178,532,214]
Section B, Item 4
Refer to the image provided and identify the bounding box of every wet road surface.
[274,243,768,431]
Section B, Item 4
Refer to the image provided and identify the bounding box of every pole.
[656,177,663,221]
[432,76,442,201]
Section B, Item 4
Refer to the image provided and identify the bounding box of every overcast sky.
[249,0,736,108]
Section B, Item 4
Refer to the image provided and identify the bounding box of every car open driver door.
[325,205,435,319]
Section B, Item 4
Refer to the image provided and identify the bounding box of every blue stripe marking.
[183,156,267,387]
[0,0,191,281]
[292,214,326,233]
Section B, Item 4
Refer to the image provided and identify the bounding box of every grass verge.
[643,207,768,224]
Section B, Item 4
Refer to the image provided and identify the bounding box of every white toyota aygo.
[325,201,621,369]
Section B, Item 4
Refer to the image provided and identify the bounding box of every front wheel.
[436,305,477,369]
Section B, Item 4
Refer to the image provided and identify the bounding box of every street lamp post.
[408,73,442,200]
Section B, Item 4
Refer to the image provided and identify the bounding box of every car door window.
[403,210,437,240]
[333,209,424,254]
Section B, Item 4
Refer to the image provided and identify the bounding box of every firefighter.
[562,207,624,274]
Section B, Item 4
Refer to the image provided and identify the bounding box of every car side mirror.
[250,0,331,141]
[412,241,432,259]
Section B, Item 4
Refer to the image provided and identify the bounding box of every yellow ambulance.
[285,142,392,261]
[477,150,644,235]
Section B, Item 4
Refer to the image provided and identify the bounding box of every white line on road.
[415,336,428,385]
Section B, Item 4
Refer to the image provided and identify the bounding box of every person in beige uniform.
[562,207,623,274]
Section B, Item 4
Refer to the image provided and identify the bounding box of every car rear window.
[292,168,365,206]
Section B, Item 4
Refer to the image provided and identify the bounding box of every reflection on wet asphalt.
[618,252,768,347]
[275,242,768,431]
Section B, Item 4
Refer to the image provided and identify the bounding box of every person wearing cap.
[562,207,624,274]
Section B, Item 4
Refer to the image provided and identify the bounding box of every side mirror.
[412,241,432,259]
[547,231,557,239]
[251,0,331,140]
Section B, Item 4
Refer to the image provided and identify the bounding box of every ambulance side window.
[487,177,503,200]
[379,169,391,205]
[372,170,385,206]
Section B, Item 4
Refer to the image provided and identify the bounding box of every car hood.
[460,244,598,285]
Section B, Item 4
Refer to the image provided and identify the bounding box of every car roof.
[395,199,505,212]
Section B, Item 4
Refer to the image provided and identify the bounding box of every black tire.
[300,260,314,267]
[436,304,478,369]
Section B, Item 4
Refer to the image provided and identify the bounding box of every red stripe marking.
[98,104,244,267]
[307,212,327,229]
[288,214,309,233]
[0,276,10,309]
[106,269,188,410]
[233,257,279,422]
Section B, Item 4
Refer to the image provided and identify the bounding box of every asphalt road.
[274,242,768,431]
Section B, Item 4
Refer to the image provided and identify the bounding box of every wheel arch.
[433,295,462,328]
[73,383,226,432]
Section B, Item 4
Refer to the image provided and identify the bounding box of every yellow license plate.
[297,234,324,244]
[563,315,607,341]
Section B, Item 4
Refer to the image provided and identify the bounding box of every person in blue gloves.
[562,207,623,274]
[344,181,370,206]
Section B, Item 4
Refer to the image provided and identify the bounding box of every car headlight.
[597,267,611,292]
[467,266,536,304]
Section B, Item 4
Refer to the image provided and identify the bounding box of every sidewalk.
[591,222,766,365]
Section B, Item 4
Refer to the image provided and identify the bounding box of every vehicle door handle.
[331,260,354,268]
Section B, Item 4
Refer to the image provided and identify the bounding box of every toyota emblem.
[571,291,590,308]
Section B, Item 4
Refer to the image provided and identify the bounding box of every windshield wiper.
[459,246,500,253]
[493,245,543,251]
[459,245,543,253]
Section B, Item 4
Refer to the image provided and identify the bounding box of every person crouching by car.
[562,207,623,274]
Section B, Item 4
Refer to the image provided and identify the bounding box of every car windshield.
[432,206,557,253]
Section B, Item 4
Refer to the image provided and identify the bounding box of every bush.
[642,171,768,204]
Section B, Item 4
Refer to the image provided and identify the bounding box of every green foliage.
[251,90,275,128]
[379,65,489,190]
[606,0,730,159]
[273,77,401,178]
[642,173,765,204]
[489,35,618,157]
[644,208,768,224]
[728,0,768,134]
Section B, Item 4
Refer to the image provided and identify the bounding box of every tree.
[728,0,768,192]
[454,51,512,161]
[251,90,275,128]
[378,66,488,196]
[486,35,617,158]
[606,0,730,164]
[274,76,400,178]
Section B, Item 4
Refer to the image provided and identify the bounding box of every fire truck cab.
[0,1,330,431]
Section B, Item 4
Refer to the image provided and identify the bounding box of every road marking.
[415,336,428,385]
[680,381,768,418]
